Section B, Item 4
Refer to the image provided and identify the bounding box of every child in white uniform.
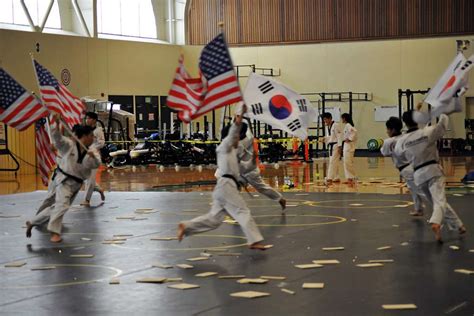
[341,113,357,184]
[321,113,343,184]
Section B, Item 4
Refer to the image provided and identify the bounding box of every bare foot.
[249,242,272,251]
[459,226,467,235]
[177,223,185,242]
[325,179,333,186]
[80,200,90,207]
[26,221,33,238]
[99,189,105,201]
[409,210,424,217]
[431,223,442,243]
[279,198,287,212]
[50,233,62,243]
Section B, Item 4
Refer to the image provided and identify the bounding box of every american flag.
[35,118,56,186]
[167,33,242,122]
[0,68,48,131]
[33,60,85,128]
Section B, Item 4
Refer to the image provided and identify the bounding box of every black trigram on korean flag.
[251,102,263,115]
[287,119,302,132]
[296,99,308,112]
[258,81,274,94]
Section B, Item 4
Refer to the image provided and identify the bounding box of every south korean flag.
[243,73,315,140]
[416,52,474,123]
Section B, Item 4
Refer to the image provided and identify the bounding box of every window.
[98,0,157,39]
[0,0,61,29]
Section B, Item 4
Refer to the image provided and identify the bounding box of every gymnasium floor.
[0,157,473,315]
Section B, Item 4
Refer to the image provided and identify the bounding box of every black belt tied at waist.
[54,166,84,184]
[398,164,410,172]
[414,160,438,172]
[221,174,241,191]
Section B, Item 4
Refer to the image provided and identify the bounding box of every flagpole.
[29,53,88,152]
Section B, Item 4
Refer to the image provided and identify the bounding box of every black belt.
[398,164,410,172]
[55,166,84,184]
[221,174,241,190]
[414,160,438,172]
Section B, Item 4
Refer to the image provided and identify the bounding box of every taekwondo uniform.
[324,121,343,181]
[181,122,264,245]
[237,131,282,201]
[30,128,100,234]
[342,123,357,180]
[84,125,105,201]
[381,135,424,212]
[394,114,463,230]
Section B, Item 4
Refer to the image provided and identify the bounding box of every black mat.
[0,191,473,315]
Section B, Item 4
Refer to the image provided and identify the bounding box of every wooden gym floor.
[0,156,473,315]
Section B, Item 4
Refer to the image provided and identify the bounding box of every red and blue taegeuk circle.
[269,95,292,120]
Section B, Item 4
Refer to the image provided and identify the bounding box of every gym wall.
[0,28,181,175]
[184,35,474,148]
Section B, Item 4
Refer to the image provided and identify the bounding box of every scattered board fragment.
[260,276,286,280]
[176,264,194,269]
[368,259,394,263]
[349,203,364,206]
[377,246,392,251]
[152,264,173,269]
[30,266,56,271]
[151,237,178,241]
[302,283,324,289]
[109,278,120,285]
[70,254,94,258]
[114,234,133,237]
[80,237,92,241]
[116,216,135,220]
[312,260,340,265]
[167,283,200,290]
[186,257,209,262]
[218,275,246,279]
[165,278,182,282]
[449,245,460,251]
[454,269,474,275]
[357,263,384,268]
[136,278,167,284]
[281,289,295,295]
[4,261,26,268]
[237,278,268,284]
[295,263,323,269]
[382,304,417,310]
[230,291,270,299]
[195,272,218,278]
[322,247,344,251]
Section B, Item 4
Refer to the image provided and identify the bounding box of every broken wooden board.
[368,259,394,263]
[109,278,120,284]
[150,237,179,241]
[152,264,173,269]
[102,241,125,245]
[322,247,345,251]
[237,278,268,284]
[302,283,324,289]
[260,276,286,280]
[195,272,218,278]
[218,275,246,279]
[176,264,194,269]
[114,234,133,237]
[312,260,340,265]
[349,203,364,206]
[294,263,323,269]
[382,304,417,310]
[136,277,167,284]
[186,257,209,262]
[454,269,474,275]
[449,245,460,251]
[167,283,200,290]
[281,288,295,295]
[230,291,270,299]
[4,261,27,268]
[30,266,56,271]
[377,246,392,251]
[70,254,94,258]
[165,278,183,282]
[80,237,92,241]
[356,263,384,268]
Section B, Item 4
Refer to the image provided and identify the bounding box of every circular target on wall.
[61,68,71,86]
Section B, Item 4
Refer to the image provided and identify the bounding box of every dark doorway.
[108,95,134,114]
[135,96,159,131]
